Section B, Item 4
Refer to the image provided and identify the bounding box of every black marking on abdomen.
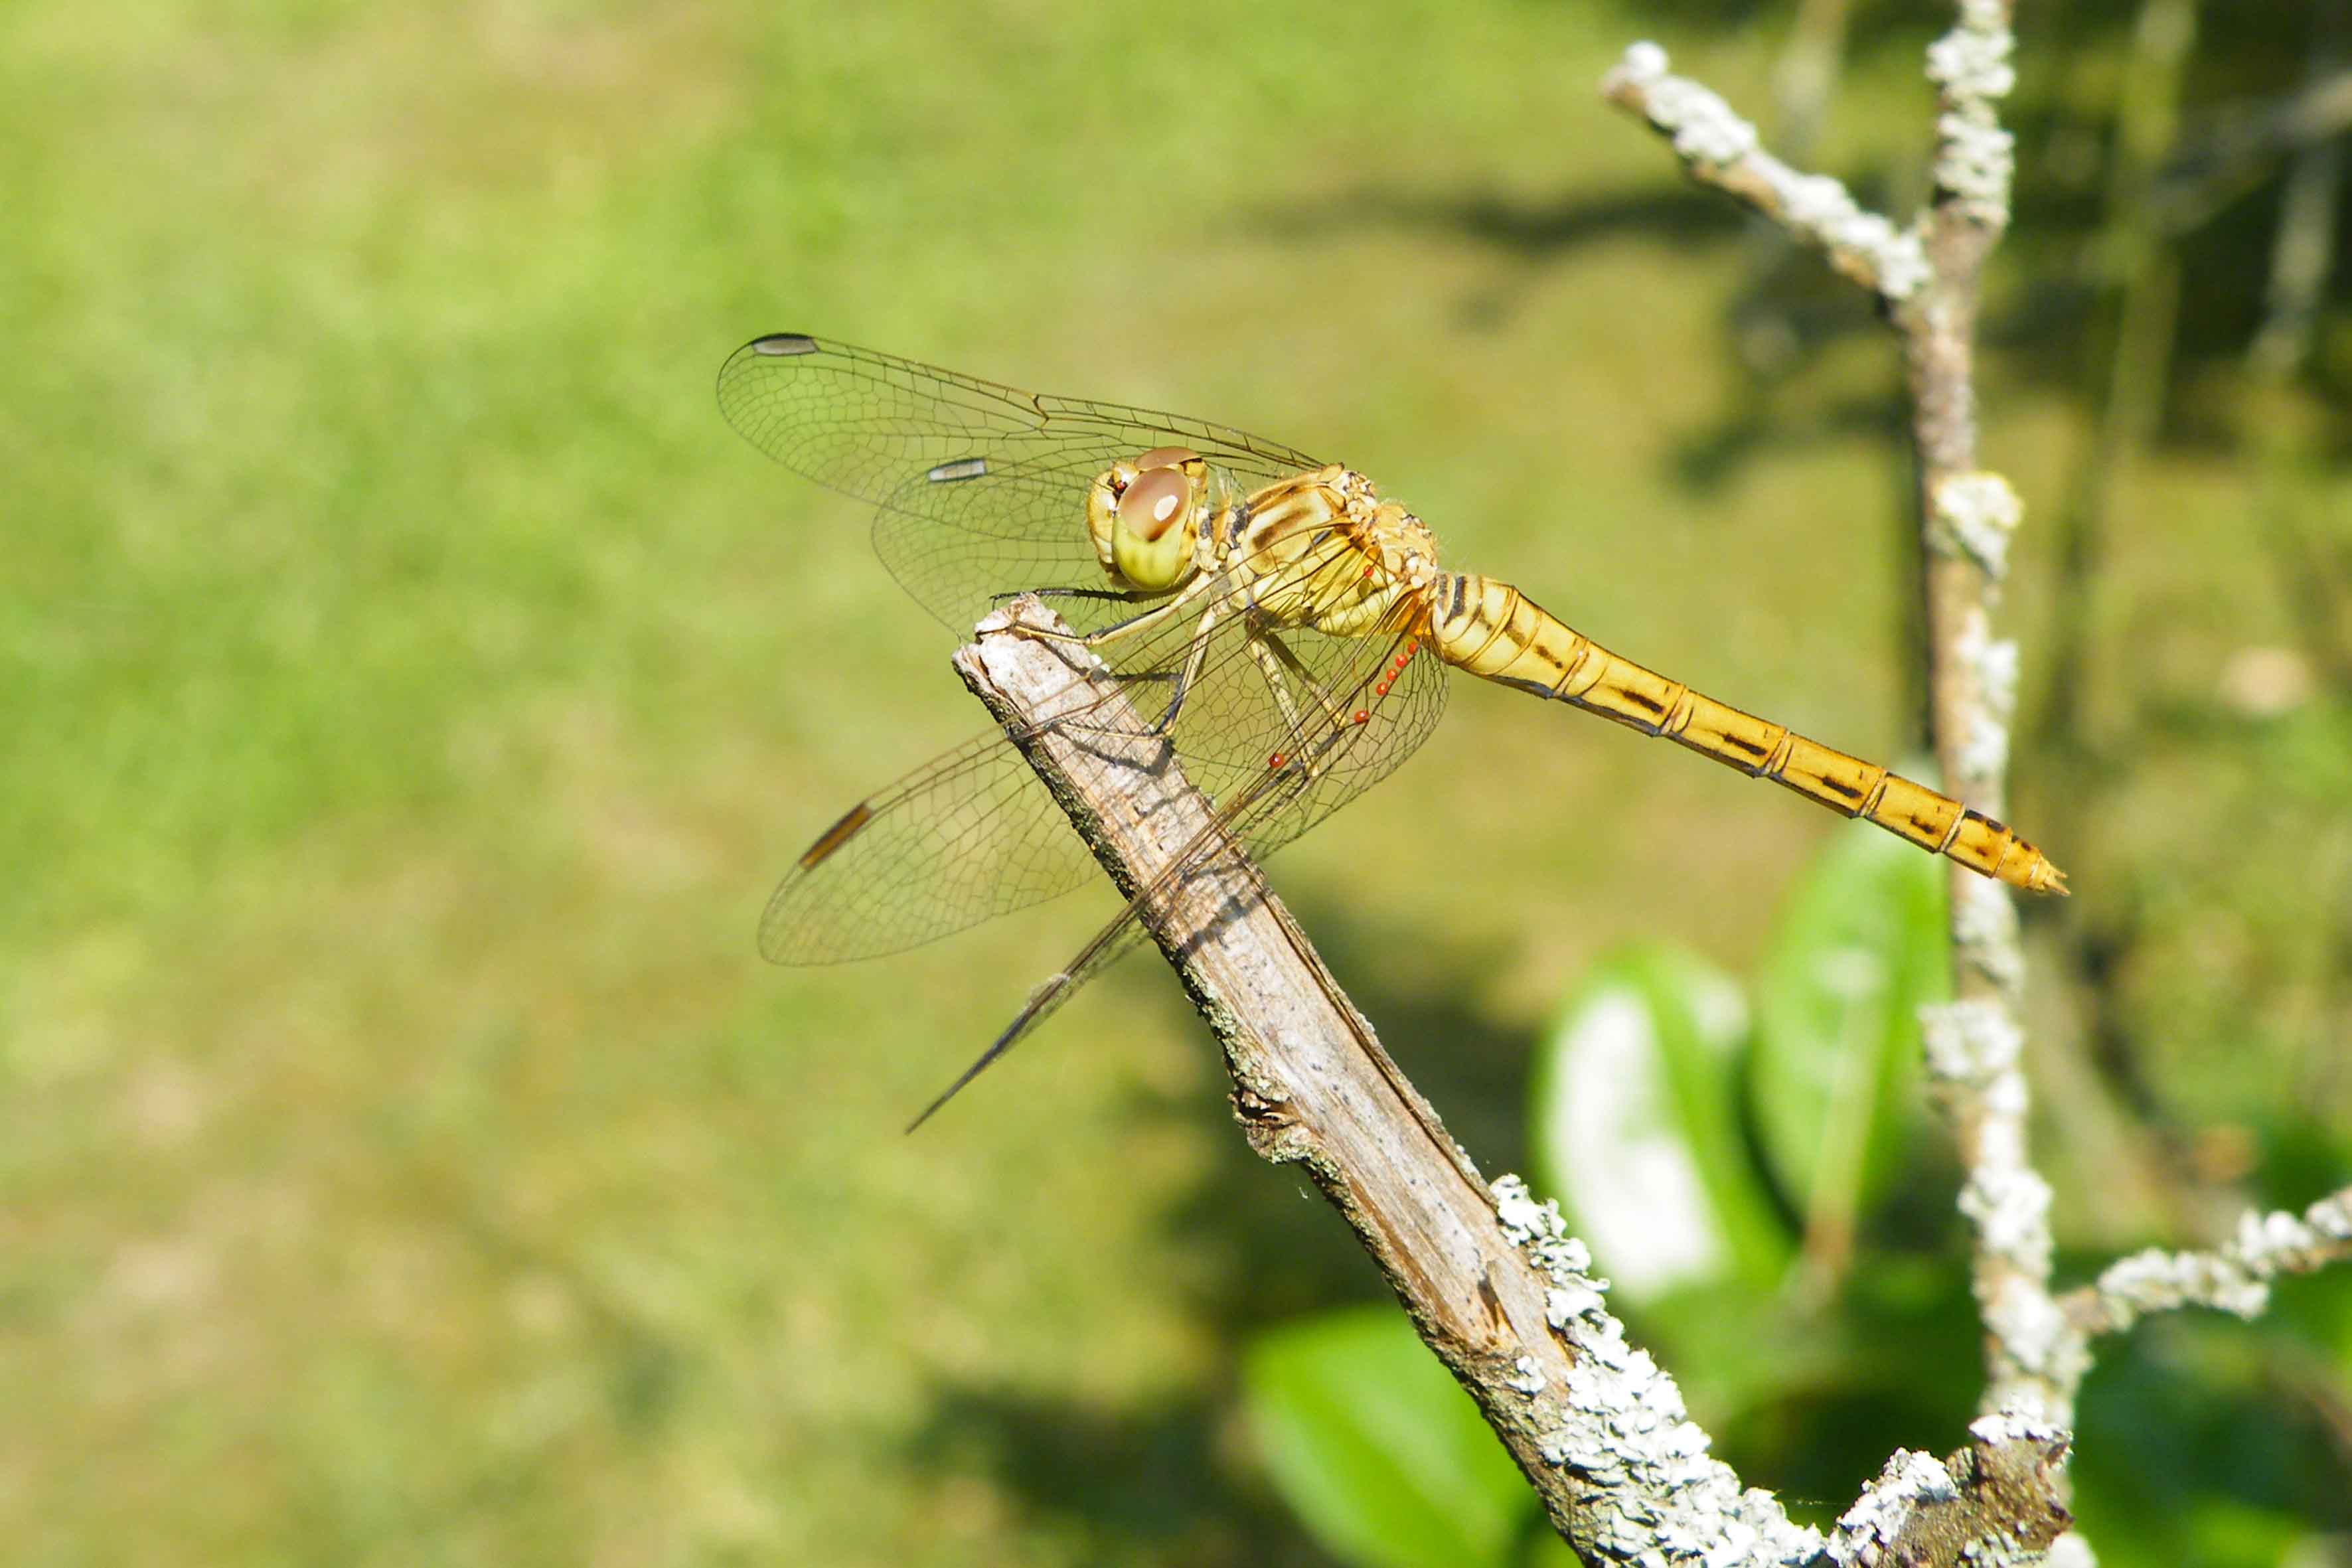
[1614,687,1673,726]
[1712,730,1775,769]
[1811,773,1870,812]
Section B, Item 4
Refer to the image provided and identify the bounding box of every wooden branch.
[952,597,2069,1567]
[1603,43,1928,299]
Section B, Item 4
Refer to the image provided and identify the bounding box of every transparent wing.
[761,728,1102,965]
[716,331,1328,629]
[727,331,1446,971]
[761,542,1449,965]
[902,613,1450,1126]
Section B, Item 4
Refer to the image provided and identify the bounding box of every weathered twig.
[2059,1186,2352,1340]
[1602,44,1930,299]
[955,598,2070,1566]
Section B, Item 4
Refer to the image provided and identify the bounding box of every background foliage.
[5,0,2348,1562]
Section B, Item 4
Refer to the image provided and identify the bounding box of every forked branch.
[954,598,2069,1567]
[1603,15,2352,1561]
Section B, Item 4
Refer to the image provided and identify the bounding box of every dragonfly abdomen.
[1428,574,2067,896]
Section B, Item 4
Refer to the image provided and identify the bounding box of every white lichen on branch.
[1492,1176,1826,1566]
[1830,1448,1959,1557]
[1827,1413,2071,1567]
[1930,470,2024,576]
[1924,1,2019,224]
[1921,996,2022,1089]
[1950,611,2019,782]
[1926,471,2025,781]
[1948,876,2026,992]
[2070,1187,2352,1336]
[1601,42,1930,300]
[1492,1177,2076,1565]
[1613,42,1761,166]
[1922,997,2080,1417]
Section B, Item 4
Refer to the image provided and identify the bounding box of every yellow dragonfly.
[719,332,2065,1125]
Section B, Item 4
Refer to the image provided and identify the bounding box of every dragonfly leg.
[992,584,1171,607]
[1054,574,1216,653]
[1152,603,1221,734]
[1259,626,1356,738]
[1245,628,1338,781]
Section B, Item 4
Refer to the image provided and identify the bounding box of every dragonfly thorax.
[1086,446,1215,591]
[1233,466,1438,638]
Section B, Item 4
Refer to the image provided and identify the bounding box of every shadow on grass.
[1251,181,1737,264]
[908,1386,1339,1568]
[1242,176,1924,492]
[903,889,1537,1560]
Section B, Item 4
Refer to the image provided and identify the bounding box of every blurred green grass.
[5,1,2348,1563]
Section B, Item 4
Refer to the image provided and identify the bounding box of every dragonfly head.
[1087,446,1208,590]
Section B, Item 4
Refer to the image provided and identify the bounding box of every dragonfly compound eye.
[1112,464,1198,588]
[1132,445,1200,473]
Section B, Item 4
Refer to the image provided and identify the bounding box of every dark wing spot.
[797,801,876,869]
[751,333,821,356]
[925,457,989,483]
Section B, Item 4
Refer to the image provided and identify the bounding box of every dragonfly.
[718,331,2067,1127]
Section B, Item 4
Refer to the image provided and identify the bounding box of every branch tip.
[2071,1185,2352,1338]
[1926,3,2019,225]
[1600,40,1926,300]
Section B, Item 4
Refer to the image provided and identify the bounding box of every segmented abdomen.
[1425,573,2067,896]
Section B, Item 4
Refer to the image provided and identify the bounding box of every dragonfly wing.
[1176,609,1450,856]
[907,605,1452,1123]
[718,333,1329,627]
[767,574,1444,972]
[761,728,1106,964]
[868,467,1121,632]
[905,916,1155,1130]
[731,333,1451,975]
[717,332,1326,514]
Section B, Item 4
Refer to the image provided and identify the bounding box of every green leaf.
[1528,945,1792,1300]
[1748,819,1948,1251]
[1243,1307,1533,1568]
